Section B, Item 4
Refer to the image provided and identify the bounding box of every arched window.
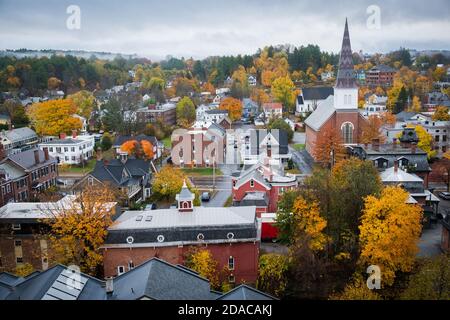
[341,122,354,144]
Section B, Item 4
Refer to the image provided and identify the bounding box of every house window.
[12,224,21,231]
[228,256,235,271]
[117,266,125,275]
[341,122,354,144]
[6,184,10,193]
[88,177,94,186]
[128,261,135,270]
[16,257,23,264]
[49,147,53,152]
[250,180,254,188]
[228,274,235,283]
[435,135,440,142]
[14,240,22,247]
[64,147,68,152]
[71,147,75,152]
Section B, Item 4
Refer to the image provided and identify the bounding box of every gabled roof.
[4,148,55,171]
[109,258,216,300]
[0,127,37,143]
[1,265,106,300]
[217,284,276,300]
[90,158,150,187]
[304,95,335,131]
[262,102,282,110]
[380,166,424,183]
[302,87,334,101]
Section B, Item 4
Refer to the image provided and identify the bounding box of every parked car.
[170,203,177,209]
[254,119,265,126]
[145,203,157,210]
[438,192,450,200]
[201,192,211,202]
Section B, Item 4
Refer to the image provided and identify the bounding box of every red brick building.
[305,19,368,160]
[102,182,260,285]
[366,64,396,88]
[231,161,298,215]
[0,148,58,206]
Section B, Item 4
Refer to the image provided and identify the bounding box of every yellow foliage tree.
[330,274,382,300]
[257,254,288,297]
[251,88,270,108]
[68,90,96,118]
[414,125,437,159]
[28,99,82,136]
[219,97,242,122]
[359,186,423,286]
[292,197,328,251]
[432,106,450,121]
[185,248,220,289]
[271,76,296,113]
[14,263,35,278]
[409,96,422,112]
[45,184,118,275]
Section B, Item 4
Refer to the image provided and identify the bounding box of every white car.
[254,119,265,126]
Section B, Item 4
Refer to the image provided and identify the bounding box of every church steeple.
[333,19,358,110]
[335,18,357,89]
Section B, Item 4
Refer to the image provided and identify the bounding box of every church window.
[341,122,354,144]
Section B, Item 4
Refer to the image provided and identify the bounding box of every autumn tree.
[185,248,220,289]
[68,90,96,118]
[313,127,346,167]
[14,263,35,278]
[330,274,382,300]
[359,186,423,286]
[409,96,422,112]
[414,125,437,159]
[401,255,450,300]
[271,76,296,113]
[219,97,242,122]
[28,99,82,136]
[361,115,385,144]
[120,140,154,160]
[151,166,200,204]
[257,254,289,298]
[47,77,61,90]
[202,82,215,95]
[291,198,328,251]
[45,184,118,276]
[251,88,270,108]
[432,106,450,121]
[176,96,196,128]
[267,118,294,142]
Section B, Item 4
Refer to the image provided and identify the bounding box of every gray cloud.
[0,0,449,60]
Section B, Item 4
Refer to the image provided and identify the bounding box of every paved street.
[289,146,313,175]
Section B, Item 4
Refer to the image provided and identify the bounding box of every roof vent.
[145,215,152,222]
[135,215,143,221]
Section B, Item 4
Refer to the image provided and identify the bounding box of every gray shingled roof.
[0,127,37,144]
[90,158,150,187]
[217,284,276,300]
[108,258,217,300]
[5,148,55,170]
[302,87,334,101]
[304,95,335,131]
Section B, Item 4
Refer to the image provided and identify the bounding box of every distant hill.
[0,49,140,61]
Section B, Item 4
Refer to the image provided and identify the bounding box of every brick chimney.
[105,277,114,295]
[394,160,399,173]
[96,147,103,161]
[34,149,40,165]
[411,143,417,154]
[372,138,380,151]
[72,129,77,139]
[103,159,109,166]
[0,143,5,161]
[43,147,49,161]
[59,132,66,140]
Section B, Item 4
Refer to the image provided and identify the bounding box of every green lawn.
[180,167,223,176]
[58,158,97,174]
[286,168,302,174]
[293,144,305,151]
[162,137,172,149]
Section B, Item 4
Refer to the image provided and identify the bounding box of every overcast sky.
[0,0,449,60]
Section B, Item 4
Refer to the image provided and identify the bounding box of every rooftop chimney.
[372,138,380,151]
[59,132,66,140]
[96,147,103,161]
[105,277,114,294]
[34,149,40,165]
[394,160,399,173]
[43,147,49,161]
[72,129,77,139]
[411,143,417,154]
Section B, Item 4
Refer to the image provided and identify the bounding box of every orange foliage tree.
[120,140,155,160]
[361,115,385,144]
[313,127,346,167]
[219,97,242,122]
